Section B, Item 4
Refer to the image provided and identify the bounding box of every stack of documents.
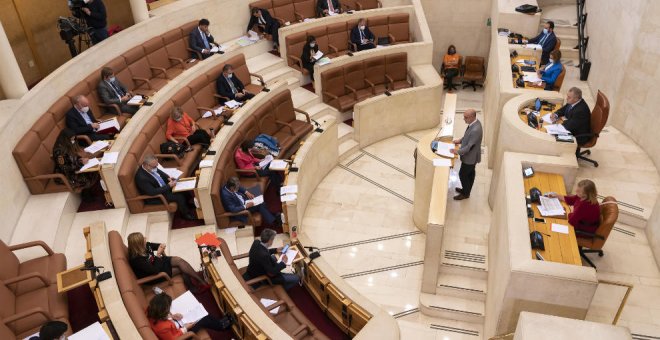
[101,151,119,164]
[246,195,264,206]
[247,30,260,41]
[545,124,570,135]
[269,159,288,170]
[525,43,543,50]
[278,248,298,265]
[316,57,331,66]
[522,74,542,83]
[541,113,554,124]
[225,100,242,109]
[173,178,196,192]
[68,322,110,340]
[127,95,143,105]
[434,142,454,158]
[280,185,298,202]
[79,158,101,172]
[170,291,209,324]
[537,196,565,216]
[84,140,110,154]
[199,159,214,168]
[98,117,121,134]
[260,298,280,314]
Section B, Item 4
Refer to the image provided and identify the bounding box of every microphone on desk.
[311,119,324,133]
[80,265,104,272]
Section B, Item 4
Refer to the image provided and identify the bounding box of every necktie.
[327,0,334,12]
[226,76,237,94]
[359,29,364,43]
[259,15,266,25]
[200,29,210,49]
[108,81,124,98]
[152,171,166,187]
[539,33,548,46]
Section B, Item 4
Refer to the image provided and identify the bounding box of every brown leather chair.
[388,13,410,44]
[553,37,561,52]
[293,0,316,21]
[552,64,566,91]
[364,55,387,95]
[461,56,485,91]
[385,52,412,90]
[307,26,329,57]
[66,81,130,127]
[355,0,381,10]
[343,61,372,102]
[144,36,185,80]
[576,90,609,167]
[367,15,388,43]
[0,240,66,296]
[326,22,349,57]
[106,55,156,97]
[342,0,358,11]
[162,28,199,70]
[250,0,275,15]
[321,67,356,112]
[270,90,313,155]
[576,196,618,268]
[123,45,169,93]
[272,0,297,25]
[285,32,308,73]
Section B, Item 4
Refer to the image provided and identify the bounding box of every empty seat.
[343,61,372,102]
[355,0,381,10]
[321,68,356,112]
[143,36,185,80]
[364,55,388,95]
[162,28,198,70]
[123,46,168,92]
[367,15,388,42]
[272,0,297,25]
[286,32,308,72]
[326,22,349,57]
[385,52,412,90]
[0,240,66,296]
[461,56,485,91]
[293,0,316,20]
[388,13,410,44]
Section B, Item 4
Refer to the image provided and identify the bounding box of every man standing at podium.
[451,109,482,200]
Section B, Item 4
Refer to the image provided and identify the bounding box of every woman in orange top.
[442,45,461,92]
[147,292,232,340]
[165,107,211,151]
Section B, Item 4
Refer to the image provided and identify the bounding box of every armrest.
[2,308,53,324]
[9,240,55,256]
[176,332,200,340]
[132,77,153,89]
[349,42,357,52]
[245,275,273,286]
[149,66,168,79]
[288,55,304,69]
[235,169,261,178]
[322,91,339,100]
[388,33,396,44]
[155,153,182,165]
[232,252,249,260]
[385,74,394,84]
[293,108,311,123]
[294,11,304,21]
[355,2,363,10]
[187,48,202,60]
[344,84,358,100]
[364,79,377,93]
[328,44,339,54]
[275,120,295,134]
[4,272,50,288]
[97,102,122,115]
[219,210,255,225]
[25,174,75,192]
[127,194,169,207]
[377,0,382,7]
[168,56,186,69]
[249,72,265,86]
[213,93,231,102]
[76,135,93,146]
[266,300,287,312]
[291,324,311,338]
[575,229,605,240]
[137,272,173,285]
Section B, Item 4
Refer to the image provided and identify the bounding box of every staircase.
[540,5,580,61]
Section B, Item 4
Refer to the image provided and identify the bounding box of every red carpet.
[302,83,315,93]
[77,182,112,212]
[343,118,353,127]
[288,285,351,340]
[67,284,101,332]
[193,288,234,340]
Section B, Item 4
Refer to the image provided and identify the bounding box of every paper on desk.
[328,10,338,16]
[248,30,260,41]
[281,194,297,202]
[202,110,213,118]
[523,74,542,82]
[278,249,298,265]
[214,107,224,115]
[79,158,101,172]
[259,154,274,168]
[316,57,331,66]
[269,159,288,170]
[260,298,280,315]
[280,185,298,195]
[541,113,554,124]
[538,196,565,216]
[551,223,569,234]
[127,95,143,105]
[68,321,110,340]
[434,142,454,158]
[303,18,313,22]
[225,100,241,109]
[84,140,110,154]
[247,195,264,206]
[171,291,209,325]
[209,45,220,53]
[526,43,542,50]
[545,124,571,135]
[199,159,214,168]
[313,50,324,60]
[98,117,120,132]
[158,165,183,179]
[522,71,537,78]
[237,37,256,46]
[101,151,119,164]
[174,178,197,191]
[433,158,452,167]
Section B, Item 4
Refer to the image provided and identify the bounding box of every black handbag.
[160,141,186,158]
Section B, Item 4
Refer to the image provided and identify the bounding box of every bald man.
[65,95,113,141]
[451,109,482,200]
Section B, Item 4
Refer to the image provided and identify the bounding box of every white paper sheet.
[214,107,224,115]
[317,57,331,66]
[209,45,219,53]
[541,113,554,124]
[199,159,214,168]
[173,178,196,191]
[278,249,298,265]
[259,154,274,168]
[313,50,324,60]
[101,151,119,164]
[127,95,143,105]
[525,43,543,50]
[237,37,256,46]
[79,158,101,172]
[434,142,454,158]
[225,100,241,109]
[202,110,213,118]
[269,159,288,170]
[247,195,264,206]
[523,74,542,82]
[170,291,209,325]
[248,30,260,41]
[68,322,110,340]
[281,194,297,202]
[545,124,571,135]
[158,165,183,179]
[84,140,110,154]
[551,223,569,234]
[538,196,566,216]
[433,158,452,167]
[280,185,298,195]
[98,117,121,132]
[260,298,280,314]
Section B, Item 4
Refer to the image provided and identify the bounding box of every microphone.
[80,265,104,272]
[311,119,324,133]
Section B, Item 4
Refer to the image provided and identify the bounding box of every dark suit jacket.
[66,106,98,135]
[97,79,128,105]
[220,185,249,223]
[350,26,375,46]
[188,27,216,58]
[528,31,557,53]
[556,100,591,145]
[216,75,246,100]
[302,44,320,69]
[247,9,276,32]
[244,240,286,281]
[135,167,173,205]
[317,0,341,15]
[128,242,171,279]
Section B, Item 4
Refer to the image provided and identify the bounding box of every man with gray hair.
[134,154,195,220]
[451,109,482,200]
[220,176,278,226]
[65,94,113,141]
[243,228,299,290]
[551,87,592,145]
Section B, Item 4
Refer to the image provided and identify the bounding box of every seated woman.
[234,140,282,187]
[127,232,209,292]
[302,35,320,81]
[547,179,601,234]
[166,107,211,152]
[147,293,231,340]
[442,45,461,92]
[539,50,563,91]
[52,128,100,198]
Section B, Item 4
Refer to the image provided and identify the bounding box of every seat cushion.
[12,285,68,335]
[245,84,264,96]
[390,80,411,91]
[142,275,188,302]
[196,117,224,132]
[16,253,66,295]
[337,94,357,112]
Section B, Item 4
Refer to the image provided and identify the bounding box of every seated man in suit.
[220,176,279,227]
[188,18,218,59]
[524,20,557,66]
[551,87,592,145]
[248,7,281,51]
[317,0,341,17]
[135,154,196,220]
[538,50,563,91]
[243,228,299,290]
[65,95,113,141]
[216,64,255,103]
[97,67,139,115]
[350,19,376,51]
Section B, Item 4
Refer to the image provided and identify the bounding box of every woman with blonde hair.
[127,232,208,292]
[547,179,601,233]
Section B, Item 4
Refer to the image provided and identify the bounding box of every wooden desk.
[518,102,564,133]
[57,264,93,293]
[524,172,581,265]
[511,55,545,90]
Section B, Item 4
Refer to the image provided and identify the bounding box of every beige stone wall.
[513,312,632,340]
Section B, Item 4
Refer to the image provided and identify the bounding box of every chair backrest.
[356,0,379,10]
[585,90,610,147]
[0,241,20,286]
[250,0,274,12]
[364,55,386,86]
[553,64,566,91]
[321,67,347,100]
[285,32,307,69]
[367,15,388,40]
[272,0,296,24]
[590,196,618,250]
[464,56,485,76]
[307,26,329,55]
[553,37,561,52]
[327,22,349,53]
[385,52,408,82]
[388,13,409,44]
[343,61,367,91]
[293,0,316,20]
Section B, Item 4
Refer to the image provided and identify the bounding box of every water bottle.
[153,286,163,295]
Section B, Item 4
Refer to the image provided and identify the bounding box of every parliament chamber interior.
[1,0,660,339]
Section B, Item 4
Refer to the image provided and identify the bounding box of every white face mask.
[359,25,365,30]
[109,76,116,82]
[543,28,549,35]
[227,73,233,78]
[81,106,90,113]
[549,58,554,64]
[310,42,316,48]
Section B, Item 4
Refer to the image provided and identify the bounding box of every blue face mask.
[543,28,549,35]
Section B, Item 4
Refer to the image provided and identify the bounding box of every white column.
[129,0,150,23]
[0,22,28,99]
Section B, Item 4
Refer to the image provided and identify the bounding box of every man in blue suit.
[539,50,563,90]
[526,21,557,66]
[220,177,278,226]
[188,18,217,59]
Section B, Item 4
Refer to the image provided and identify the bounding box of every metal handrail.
[598,279,634,325]
[489,332,514,340]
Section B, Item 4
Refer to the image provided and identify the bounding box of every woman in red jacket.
[166,107,211,151]
[234,140,282,186]
[147,293,231,340]
[548,179,601,234]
